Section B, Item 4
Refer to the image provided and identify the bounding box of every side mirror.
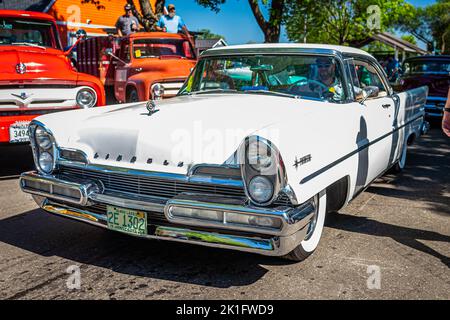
[75,29,87,40]
[357,86,379,104]
[64,29,87,56]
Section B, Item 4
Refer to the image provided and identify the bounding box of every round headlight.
[76,88,97,108]
[38,151,54,173]
[152,83,164,100]
[35,126,52,149]
[248,175,274,204]
[247,140,274,172]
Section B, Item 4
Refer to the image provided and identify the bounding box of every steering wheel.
[288,79,330,93]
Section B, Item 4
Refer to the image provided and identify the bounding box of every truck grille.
[161,81,184,97]
[59,166,292,206]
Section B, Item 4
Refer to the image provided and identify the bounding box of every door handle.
[382,104,391,108]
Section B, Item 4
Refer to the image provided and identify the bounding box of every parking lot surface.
[0,128,448,299]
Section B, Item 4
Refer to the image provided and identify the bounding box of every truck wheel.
[392,142,407,173]
[282,191,327,262]
[127,88,139,103]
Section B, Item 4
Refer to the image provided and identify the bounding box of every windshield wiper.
[243,89,300,99]
[11,42,46,50]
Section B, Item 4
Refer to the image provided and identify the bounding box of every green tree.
[401,35,417,46]
[196,29,226,40]
[285,0,415,46]
[195,0,287,43]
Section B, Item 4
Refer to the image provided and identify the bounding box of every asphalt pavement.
[0,127,448,299]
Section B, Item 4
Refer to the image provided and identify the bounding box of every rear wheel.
[282,191,327,261]
[127,88,139,103]
[392,142,407,172]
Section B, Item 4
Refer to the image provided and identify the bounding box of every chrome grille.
[58,166,292,206]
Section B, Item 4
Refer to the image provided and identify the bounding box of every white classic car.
[20,44,428,261]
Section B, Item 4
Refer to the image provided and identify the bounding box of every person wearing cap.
[156,4,191,37]
[115,4,140,37]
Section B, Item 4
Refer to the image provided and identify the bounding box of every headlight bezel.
[239,136,287,207]
[29,121,57,175]
[76,87,97,108]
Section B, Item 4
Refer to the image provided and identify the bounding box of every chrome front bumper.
[19,171,315,257]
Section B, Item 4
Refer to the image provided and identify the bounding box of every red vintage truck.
[0,10,105,144]
[76,32,197,102]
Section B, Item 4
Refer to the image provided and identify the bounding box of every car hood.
[0,46,78,83]
[38,94,322,174]
[400,73,450,97]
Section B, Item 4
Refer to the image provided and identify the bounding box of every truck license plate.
[9,122,30,143]
[106,205,147,236]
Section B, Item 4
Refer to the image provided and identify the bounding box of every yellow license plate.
[106,206,147,236]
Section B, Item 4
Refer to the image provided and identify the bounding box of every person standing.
[115,4,139,37]
[156,4,193,45]
[443,88,450,137]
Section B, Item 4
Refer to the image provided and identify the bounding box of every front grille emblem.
[11,92,33,100]
[15,63,27,74]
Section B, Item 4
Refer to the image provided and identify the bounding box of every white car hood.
[37,94,322,174]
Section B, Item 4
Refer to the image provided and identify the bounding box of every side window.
[353,59,388,98]
[119,40,130,63]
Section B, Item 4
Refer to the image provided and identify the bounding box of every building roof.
[0,0,52,11]
[204,43,373,58]
[371,32,428,55]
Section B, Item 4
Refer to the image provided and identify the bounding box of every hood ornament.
[146,100,159,116]
[16,63,27,74]
[11,92,33,100]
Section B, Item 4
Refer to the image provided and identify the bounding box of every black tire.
[127,88,139,103]
[282,192,327,262]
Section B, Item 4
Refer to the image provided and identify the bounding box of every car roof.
[0,9,56,22]
[404,55,450,61]
[203,43,374,58]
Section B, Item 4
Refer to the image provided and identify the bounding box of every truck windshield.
[132,38,194,59]
[403,60,450,75]
[179,54,348,102]
[0,17,59,48]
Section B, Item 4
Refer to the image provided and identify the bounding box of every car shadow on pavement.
[325,213,450,268]
[0,208,290,288]
[0,144,34,179]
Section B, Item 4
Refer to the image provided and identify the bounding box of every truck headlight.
[76,88,97,108]
[30,123,56,175]
[248,176,274,204]
[151,83,164,100]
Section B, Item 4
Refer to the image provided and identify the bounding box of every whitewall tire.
[283,190,327,261]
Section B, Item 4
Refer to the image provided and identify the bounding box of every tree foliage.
[285,0,415,46]
[195,0,287,43]
[399,0,450,54]
[196,29,226,41]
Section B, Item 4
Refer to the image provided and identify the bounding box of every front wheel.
[127,88,139,103]
[282,191,327,261]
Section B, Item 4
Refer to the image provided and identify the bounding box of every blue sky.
[170,0,436,45]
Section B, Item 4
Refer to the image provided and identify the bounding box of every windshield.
[132,38,195,59]
[179,54,347,102]
[0,17,59,48]
[403,60,450,75]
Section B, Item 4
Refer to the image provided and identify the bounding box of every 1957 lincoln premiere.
[20,44,428,261]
